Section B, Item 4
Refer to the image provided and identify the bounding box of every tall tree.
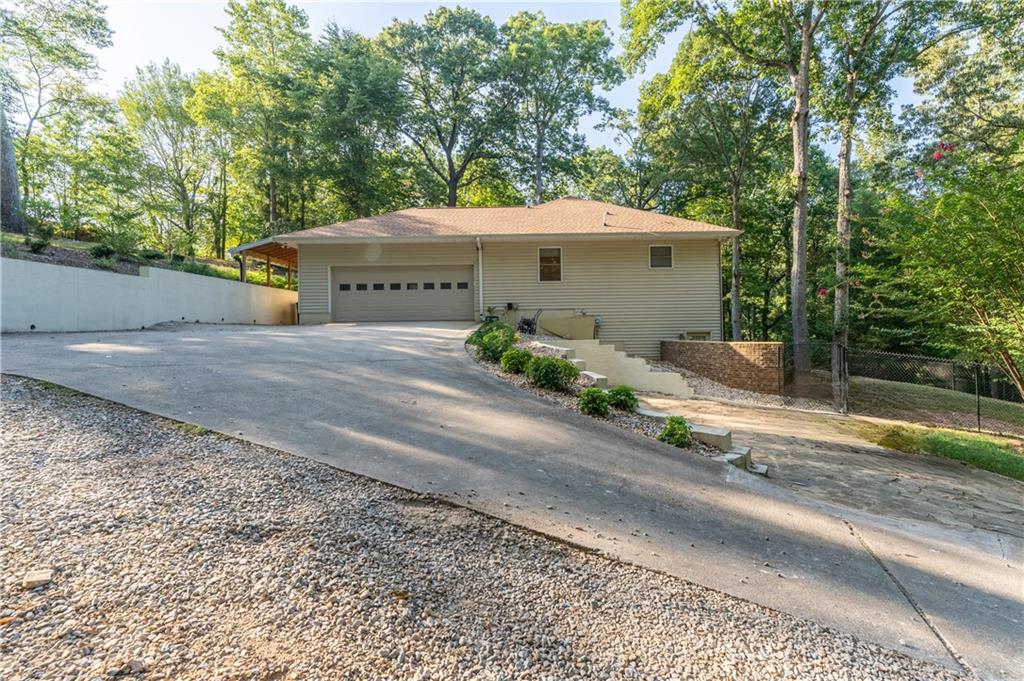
[215,0,312,232]
[587,109,675,210]
[1,102,24,232]
[0,0,111,206]
[380,7,517,207]
[624,0,828,368]
[644,30,786,339]
[121,61,210,255]
[501,11,621,204]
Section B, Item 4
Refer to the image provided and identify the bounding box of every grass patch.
[851,375,1024,432]
[865,423,1024,481]
[31,380,85,398]
[175,422,211,436]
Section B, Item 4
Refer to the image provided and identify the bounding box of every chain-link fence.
[784,342,1024,436]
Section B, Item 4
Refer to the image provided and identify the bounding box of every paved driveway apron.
[2,323,1021,680]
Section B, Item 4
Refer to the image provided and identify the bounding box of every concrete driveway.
[2,323,1021,680]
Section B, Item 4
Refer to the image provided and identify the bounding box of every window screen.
[650,246,673,268]
[539,247,562,282]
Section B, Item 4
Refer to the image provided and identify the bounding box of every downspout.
[476,237,484,320]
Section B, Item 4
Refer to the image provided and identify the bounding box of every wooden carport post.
[265,255,271,287]
[239,255,247,283]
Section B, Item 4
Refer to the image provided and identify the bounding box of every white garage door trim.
[330,265,475,322]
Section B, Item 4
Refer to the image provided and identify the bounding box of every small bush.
[467,320,512,346]
[170,253,185,264]
[98,227,141,258]
[139,248,165,261]
[89,242,116,258]
[657,416,692,448]
[26,237,50,253]
[478,327,516,362]
[94,256,117,270]
[526,355,580,392]
[500,347,533,374]
[607,384,638,411]
[578,387,610,417]
[0,233,23,259]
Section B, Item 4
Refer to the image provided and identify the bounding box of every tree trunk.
[832,88,856,413]
[730,183,742,341]
[268,174,278,228]
[997,350,1024,402]
[1,106,25,234]
[217,161,228,259]
[534,122,545,205]
[447,179,458,208]
[789,8,814,372]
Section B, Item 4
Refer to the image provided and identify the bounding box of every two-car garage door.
[330,265,475,322]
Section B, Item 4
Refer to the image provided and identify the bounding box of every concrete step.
[690,424,732,451]
[747,461,769,476]
[580,370,608,389]
[569,358,587,370]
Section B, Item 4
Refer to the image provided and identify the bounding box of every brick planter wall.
[660,340,784,395]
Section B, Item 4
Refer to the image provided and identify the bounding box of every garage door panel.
[331,265,474,322]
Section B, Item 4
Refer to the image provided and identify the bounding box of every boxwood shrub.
[657,416,692,448]
[578,387,610,417]
[467,320,512,347]
[478,327,516,362]
[500,347,533,374]
[526,356,580,392]
[607,384,638,412]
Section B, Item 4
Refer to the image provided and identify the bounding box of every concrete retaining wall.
[661,340,784,395]
[1,258,297,333]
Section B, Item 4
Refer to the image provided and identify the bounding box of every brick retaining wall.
[660,340,784,395]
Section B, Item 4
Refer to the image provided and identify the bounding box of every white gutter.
[277,231,741,247]
[476,236,484,319]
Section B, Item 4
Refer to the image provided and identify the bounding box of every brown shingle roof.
[275,197,738,241]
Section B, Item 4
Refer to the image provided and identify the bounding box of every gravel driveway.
[0,376,963,680]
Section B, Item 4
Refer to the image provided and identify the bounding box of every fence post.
[974,362,982,432]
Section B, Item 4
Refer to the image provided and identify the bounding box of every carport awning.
[229,237,298,268]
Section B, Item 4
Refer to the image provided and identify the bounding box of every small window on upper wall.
[356,283,368,291]
[339,284,351,291]
[390,283,401,290]
[650,245,673,268]
[456,281,469,290]
[539,247,562,282]
[373,283,384,291]
[440,282,452,290]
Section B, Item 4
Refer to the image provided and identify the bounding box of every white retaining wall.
[1,258,297,332]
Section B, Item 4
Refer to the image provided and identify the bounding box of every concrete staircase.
[637,408,767,476]
[535,339,694,398]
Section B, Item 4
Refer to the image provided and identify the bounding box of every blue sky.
[97,1,917,154]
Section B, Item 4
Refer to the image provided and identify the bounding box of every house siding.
[481,239,722,357]
[296,238,723,357]
[297,242,478,322]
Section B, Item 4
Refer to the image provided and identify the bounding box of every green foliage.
[0,233,24,258]
[89,242,116,258]
[607,384,639,412]
[26,237,51,253]
[525,355,580,392]
[478,327,517,363]
[93,256,116,270]
[139,248,165,260]
[873,425,1024,481]
[467,320,513,346]
[97,226,141,258]
[499,347,533,374]
[577,387,610,417]
[657,416,692,448]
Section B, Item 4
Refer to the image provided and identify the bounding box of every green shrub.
[500,347,533,374]
[0,233,23,259]
[607,384,638,412]
[94,256,117,270]
[657,416,692,448]
[26,237,50,253]
[467,320,513,346]
[478,327,516,362]
[98,227,141,258]
[89,242,116,258]
[526,355,580,392]
[139,248,165,261]
[578,387,610,417]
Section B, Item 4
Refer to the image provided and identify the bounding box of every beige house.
[231,198,738,357]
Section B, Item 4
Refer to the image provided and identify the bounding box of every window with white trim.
[649,245,673,268]
[539,247,562,282]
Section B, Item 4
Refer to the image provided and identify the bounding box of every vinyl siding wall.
[297,242,478,322]
[482,239,722,357]
[297,238,723,356]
